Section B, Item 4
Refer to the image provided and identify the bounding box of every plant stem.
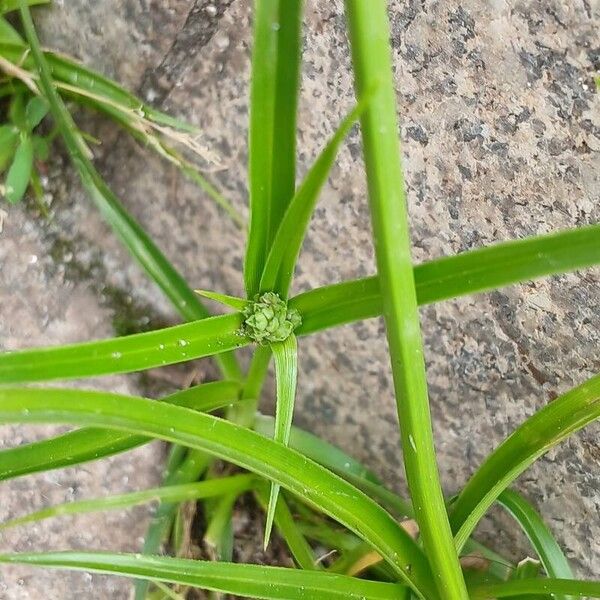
[344,2,468,598]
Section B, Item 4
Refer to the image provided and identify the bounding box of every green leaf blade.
[498,489,573,596]
[2,382,234,600]
[268,0,303,244]
[0,428,147,482]
[0,313,247,383]
[194,289,249,311]
[0,380,241,481]
[450,373,600,551]
[291,223,600,337]
[470,578,600,599]
[0,552,407,600]
[0,475,255,531]
[414,222,600,306]
[264,334,298,547]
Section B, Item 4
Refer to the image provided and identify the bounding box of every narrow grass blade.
[0,388,435,597]
[244,0,303,296]
[259,101,366,297]
[450,374,600,551]
[290,223,600,336]
[195,290,249,311]
[0,475,254,530]
[17,4,241,381]
[255,486,316,570]
[244,0,280,296]
[0,552,407,600]
[4,223,597,382]
[497,490,573,598]
[159,380,242,412]
[298,521,359,555]
[5,132,33,203]
[0,428,147,481]
[268,0,303,243]
[345,2,467,598]
[470,578,600,599]
[0,313,247,383]
[0,380,241,481]
[264,334,298,547]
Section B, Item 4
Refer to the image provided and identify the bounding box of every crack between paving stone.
[138,0,237,108]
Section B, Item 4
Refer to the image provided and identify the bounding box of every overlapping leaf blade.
[3,224,598,384]
[450,373,600,551]
[0,380,240,480]
[345,1,467,597]
[259,101,366,297]
[244,0,303,296]
[498,489,573,596]
[0,387,435,598]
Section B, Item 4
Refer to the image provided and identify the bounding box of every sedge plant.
[0,1,599,599]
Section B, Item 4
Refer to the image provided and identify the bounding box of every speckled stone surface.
[0,0,599,596]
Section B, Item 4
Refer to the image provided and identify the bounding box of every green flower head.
[242,292,301,344]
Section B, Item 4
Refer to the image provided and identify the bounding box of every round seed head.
[242,292,302,344]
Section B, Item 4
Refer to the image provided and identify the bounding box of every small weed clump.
[0,1,599,599]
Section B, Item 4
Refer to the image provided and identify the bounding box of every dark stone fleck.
[488,141,509,158]
[453,118,484,142]
[516,107,532,124]
[448,6,476,40]
[406,124,429,146]
[530,118,547,135]
[457,164,473,180]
